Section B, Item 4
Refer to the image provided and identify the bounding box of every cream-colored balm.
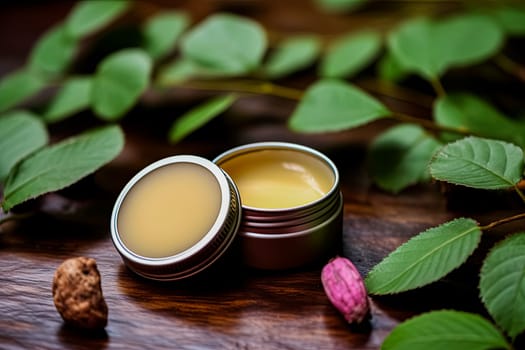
[220,150,335,209]
[117,163,222,258]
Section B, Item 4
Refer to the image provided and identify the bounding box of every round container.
[111,142,343,280]
[214,142,342,270]
[110,156,241,281]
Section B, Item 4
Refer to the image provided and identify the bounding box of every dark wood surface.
[1,2,524,349]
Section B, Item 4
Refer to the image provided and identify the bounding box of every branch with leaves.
[367,136,525,348]
[0,0,525,347]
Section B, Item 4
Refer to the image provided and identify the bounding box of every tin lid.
[110,155,242,281]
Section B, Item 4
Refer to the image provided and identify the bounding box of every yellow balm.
[220,149,335,209]
[117,162,221,258]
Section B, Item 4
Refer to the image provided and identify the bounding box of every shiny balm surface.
[117,162,221,258]
[219,149,335,209]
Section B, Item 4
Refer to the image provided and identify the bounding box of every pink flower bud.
[321,256,370,324]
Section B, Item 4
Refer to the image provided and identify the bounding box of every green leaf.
[0,70,46,113]
[315,0,367,13]
[388,14,504,79]
[365,218,481,294]
[264,36,321,79]
[158,59,232,85]
[157,59,229,86]
[0,111,48,182]
[65,0,130,39]
[1,125,124,212]
[435,93,525,148]
[429,137,524,190]
[288,79,389,133]
[480,232,525,339]
[180,13,267,75]
[28,24,77,76]
[92,49,152,120]
[169,94,237,143]
[143,11,190,60]
[383,310,511,350]
[377,51,409,82]
[488,6,525,36]
[320,31,382,79]
[388,18,435,79]
[157,59,198,85]
[369,124,442,193]
[43,77,92,123]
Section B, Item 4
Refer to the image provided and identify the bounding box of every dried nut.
[52,257,108,329]
[321,256,370,324]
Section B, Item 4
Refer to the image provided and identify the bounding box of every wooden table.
[0,127,463,350]
[1,1,524,349]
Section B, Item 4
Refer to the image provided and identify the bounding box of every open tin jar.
[111,142,342,280]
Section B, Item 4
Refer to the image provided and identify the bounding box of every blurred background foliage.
[0,0,524,211]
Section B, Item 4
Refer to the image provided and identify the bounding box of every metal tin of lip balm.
[110,156,241,281]
[214,142,343,270]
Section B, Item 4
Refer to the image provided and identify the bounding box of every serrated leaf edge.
[429,136,524,189]
[383,309,512,350]
[365,217,481,295]
[1,125,124,212]
[479,232,525,339]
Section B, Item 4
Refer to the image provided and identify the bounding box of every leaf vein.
[373,225,479,292]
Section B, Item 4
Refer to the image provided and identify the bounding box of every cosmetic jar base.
[240,193,343,270]
[214,142,343,271]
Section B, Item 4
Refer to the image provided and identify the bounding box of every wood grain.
[1,1,524,349]
[3,136,516,349]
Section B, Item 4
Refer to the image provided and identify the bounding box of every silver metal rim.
[110,155,233,268]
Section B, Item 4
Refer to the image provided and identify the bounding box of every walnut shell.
[52,257,108,329]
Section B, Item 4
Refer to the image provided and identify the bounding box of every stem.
[170,79,475,136]
[515,186,525,204]
[430,77,446,98]
[177,78,438,108]
[358,79,434,109]
[494,54,525,82]
[480,212,525,231]
[180,79,303,100]
[0,212,34,228]
[390,112,470,136]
